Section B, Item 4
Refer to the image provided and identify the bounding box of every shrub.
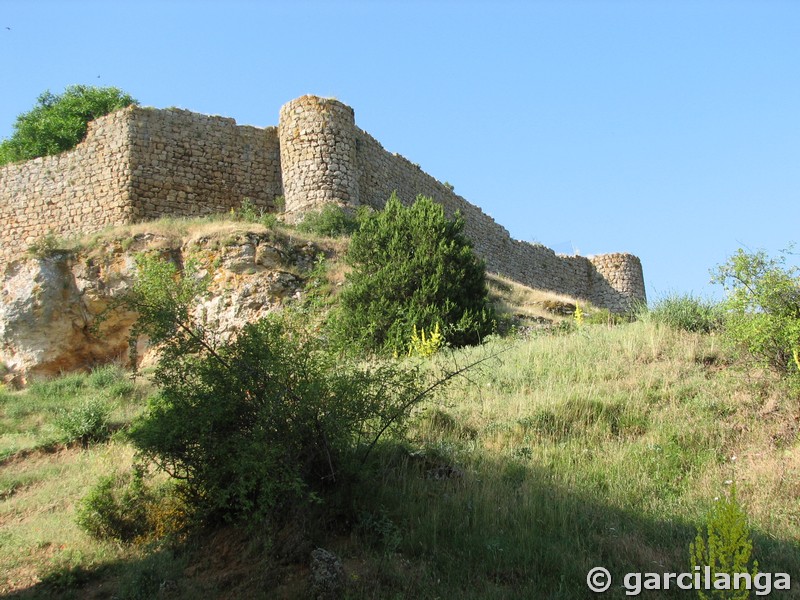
[29,372,87,399]
[76,467,185,543]
[712,247,800,374]
[115,549,186,600]
[87,364,136,398]
[54,396,111,446]
[123,254,460,525]
[26,232,64,258]
[296,204,361,237]
[333,194,495,354]
[0,85,137,165]
[689,485,758,600]
[583,307,629,326]
[643,293,723,333]
[356,508,402,553]
[76,471,151,543]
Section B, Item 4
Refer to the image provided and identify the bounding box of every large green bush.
[712,247,800,375]
[334,194,495,354]
[123,254,441,525]
[0,85,137,166]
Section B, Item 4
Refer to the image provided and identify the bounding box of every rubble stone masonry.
[0,95,645,312]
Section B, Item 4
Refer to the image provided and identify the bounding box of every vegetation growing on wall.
[0,85,137,166]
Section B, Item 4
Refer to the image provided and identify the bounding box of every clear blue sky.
[2,0,798,300]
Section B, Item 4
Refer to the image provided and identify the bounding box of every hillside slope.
[1,320,798,598]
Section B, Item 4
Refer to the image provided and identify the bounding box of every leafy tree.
[0,85,137,165]
[122,253,474,525]
[712,247,800,375]
[334,194,495,354]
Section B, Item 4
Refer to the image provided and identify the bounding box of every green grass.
[0,365,144,460]
[345,321,800,598]
[1,322,799,598]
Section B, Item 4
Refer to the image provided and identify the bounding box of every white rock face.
[0,230,322,385]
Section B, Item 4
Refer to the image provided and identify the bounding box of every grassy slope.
[348,322,800,599]
[1,321,798,598]
[2,217,798,597]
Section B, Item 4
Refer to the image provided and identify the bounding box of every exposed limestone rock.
[0,228,323,384]
[0,253,136,384]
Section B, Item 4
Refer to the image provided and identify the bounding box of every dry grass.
[39,213,351,261]
[0,444,137,595]
[350,321,800,597]
[486,272,590,324]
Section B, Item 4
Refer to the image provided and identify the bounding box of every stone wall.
[0,107,282,266]
[0,95,646,313]
[275,95,645,311]
[128,107,282,221]
[356,128,646,310]
[0,109,133,266]
[279,96,359,217]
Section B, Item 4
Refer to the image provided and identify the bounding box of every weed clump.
[54,396,111,446]
[689,485,759,599]
[76,467,186,543]
[296,204,361,237]
[641,293,722,334]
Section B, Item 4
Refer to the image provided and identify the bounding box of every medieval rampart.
[0,95,645,312]
[278,96,646,311]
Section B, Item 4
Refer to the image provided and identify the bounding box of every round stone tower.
[589,253,647,312]
[278,95,360,221]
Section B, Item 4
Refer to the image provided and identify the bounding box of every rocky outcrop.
[0,226,326,385]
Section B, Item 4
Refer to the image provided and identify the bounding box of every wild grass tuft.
[639,293,723,333]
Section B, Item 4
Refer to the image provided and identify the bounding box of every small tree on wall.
[333,193,496,354]
[0,85,137,166]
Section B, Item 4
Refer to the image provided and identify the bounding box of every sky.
[1,0,798,301]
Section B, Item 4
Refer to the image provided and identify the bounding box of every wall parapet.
[0,95,646,312]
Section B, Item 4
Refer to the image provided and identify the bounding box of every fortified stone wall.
[278,96,359,216]
[278,95,646,311]
[0,109,133,266]
[0,107,282,266]
[128,107,282,221]
[355,130,645,311]
[0,94,646,312]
